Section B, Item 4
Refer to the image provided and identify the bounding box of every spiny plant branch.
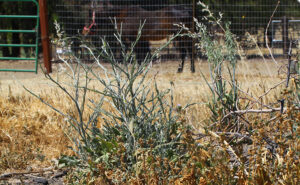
[265,0,280,65]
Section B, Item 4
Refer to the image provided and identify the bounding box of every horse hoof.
[177,68,183,73]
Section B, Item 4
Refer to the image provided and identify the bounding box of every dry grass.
[0,58,287,173]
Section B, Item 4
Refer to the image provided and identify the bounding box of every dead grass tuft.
[0,59,290,180]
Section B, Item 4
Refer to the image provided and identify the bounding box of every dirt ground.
[0,57,290,184]
[0,60,42,80]
[0,57,289,101]
[0,57,289,95]
[0,56,288,80]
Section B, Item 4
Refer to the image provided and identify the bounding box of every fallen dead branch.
[208,106,299,129]
[207,130,249,176]
[0,167,54,180]
[221,106,299,121]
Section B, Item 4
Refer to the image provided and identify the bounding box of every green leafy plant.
[25,22,200,184]
[185,2,242,132]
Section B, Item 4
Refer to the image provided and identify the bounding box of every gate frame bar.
[0,0,40,73]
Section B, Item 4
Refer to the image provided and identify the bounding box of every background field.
[0,57,288,173]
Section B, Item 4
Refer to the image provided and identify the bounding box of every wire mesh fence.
[54,0,194,63]
[205,0,300,57]
[53,0,300,62]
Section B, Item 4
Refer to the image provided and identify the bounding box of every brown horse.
[83,1,195,72]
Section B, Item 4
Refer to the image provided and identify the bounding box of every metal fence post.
[282,16,289,56]
[39,0,51,73]
[191,0,196,73]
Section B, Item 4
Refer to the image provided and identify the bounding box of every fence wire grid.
[54,0,300,62]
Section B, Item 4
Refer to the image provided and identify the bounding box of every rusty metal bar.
[39,0,52,73]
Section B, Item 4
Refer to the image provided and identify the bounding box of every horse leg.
[133,42,141,65]
[134,40,150,65]
[177,40,186,73]
[190,54,195,73]
[71,37,81,59]
[143,41,151,61]
[2,33,10,57]
[109,35,122,63]
[188,40,195,73]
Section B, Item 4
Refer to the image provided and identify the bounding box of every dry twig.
[0,167,54,180]
[207,130,249,176]
[265,0,280,65]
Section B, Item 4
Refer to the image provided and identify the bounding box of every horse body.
[121,6,186,39]
[84,2,195,72]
